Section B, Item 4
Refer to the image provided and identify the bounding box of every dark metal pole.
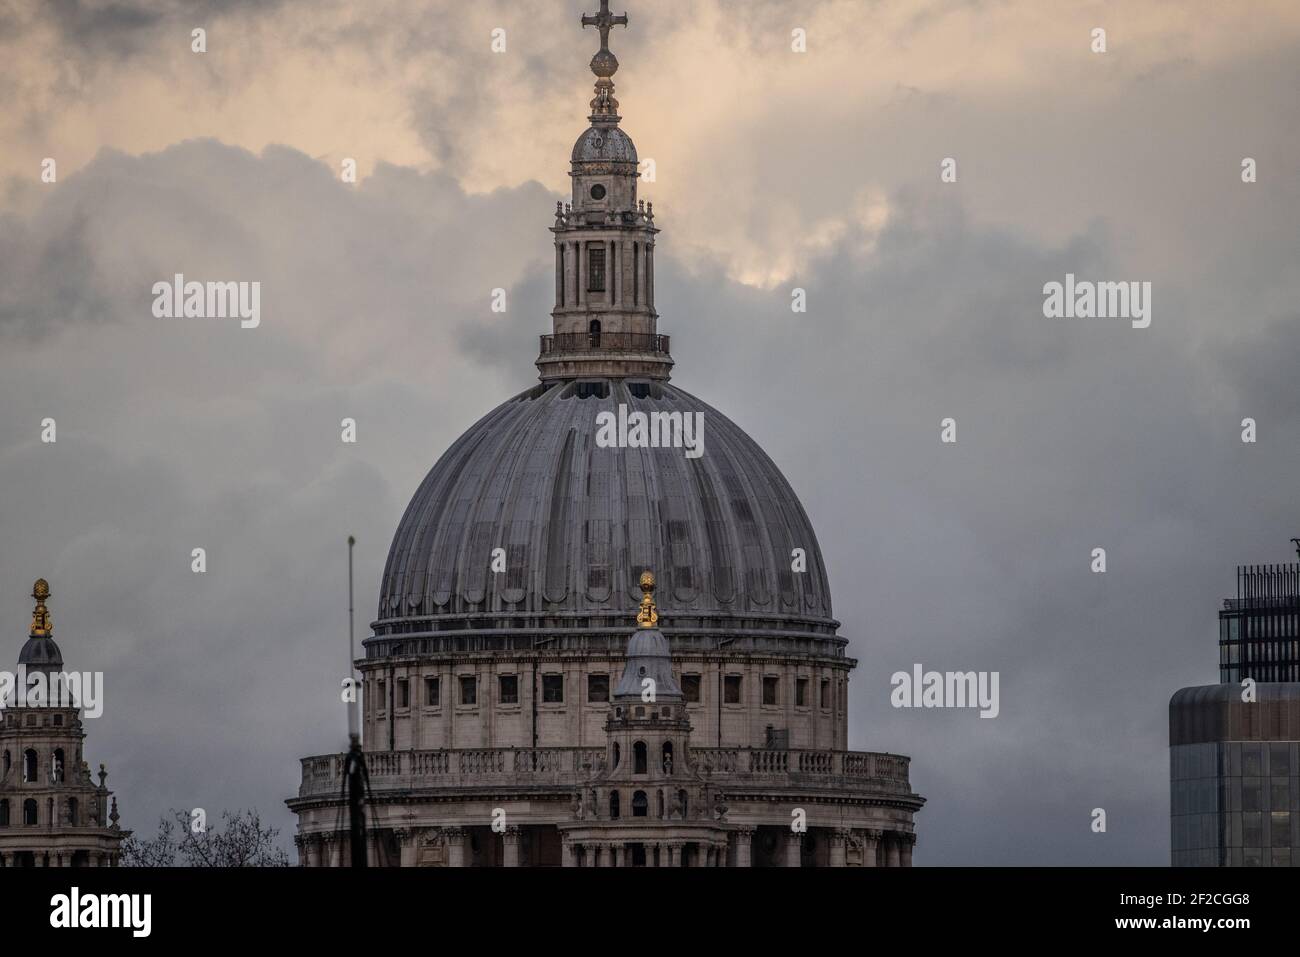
[344,535,368,867]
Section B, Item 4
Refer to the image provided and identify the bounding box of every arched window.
[67,797,78,826]
[0,799,9,826]
[609,791,620,820]
[22,749,36,783]
[53,748,65,783]
[2,750,9,775]
[611,742,620,769]
[678,789,689,818]
[662,741,674,773]
[22,799,37,826]
[589,318,602,349]
[633,741,647,775]
[632,791,648,818]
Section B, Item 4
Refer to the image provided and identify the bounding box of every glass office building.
[1169,683,1300,866]
[1219,563,1300,683]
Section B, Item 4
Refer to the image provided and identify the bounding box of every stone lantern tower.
[539,0,670,382]
[559,572,733,866]
[0,579,128,867]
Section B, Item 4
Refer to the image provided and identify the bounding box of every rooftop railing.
[538,332,670,356]
[294,746,912,800]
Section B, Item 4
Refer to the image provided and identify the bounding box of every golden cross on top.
[582,1,628,53]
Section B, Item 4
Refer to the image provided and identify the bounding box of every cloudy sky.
[1,0,1298,865]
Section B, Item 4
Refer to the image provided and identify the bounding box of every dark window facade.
[459,675,477,706]
[682,674,701,703]
[724,675,742,704]
[587,673,609,703]
[499,674,519,704]
[587,245,606,292]
[543,674,564,703]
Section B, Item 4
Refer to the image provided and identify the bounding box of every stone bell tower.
[538,1,672,382]
[0,579,128,867]
[559,572,732,867]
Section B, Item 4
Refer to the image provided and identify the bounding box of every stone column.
[639,243,647,307]
[668,843,682,867]
[611,239,620,306]
[863,829,881,867]
[785,831,803,868]
[830,828,848,868]
[886,834,901,868]
[577,243,585,307]
[612,843,624,867]
[397,829,419,867]
[621,240,632,309]
[901,834,915,868]
[555,244,564,307]
[444,827,466,868]
[733,827,754,867]
[564,243,573,309]
[502,826,521,867]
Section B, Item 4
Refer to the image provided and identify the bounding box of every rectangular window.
[1271,811,1290,847]
[499,674,519,705]
[724,675,742,704]
[588,245,606,291]
[543,674,565,703]
[682,674,701,703]
[762,676,779,706]
[1270,743,1290,775]
[396,679,409,709]
[587,673,609,703]
[424,677,440,707]
[796,678,809,707]
[820,679,831,710]
[376,680,386,712]
[459,675,477,706]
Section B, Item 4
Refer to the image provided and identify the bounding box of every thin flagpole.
[347,535,358,742]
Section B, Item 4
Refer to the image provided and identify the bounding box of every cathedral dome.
[374,378,836,642]
[571,126,637,164]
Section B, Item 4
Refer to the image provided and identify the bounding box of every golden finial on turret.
[29,578,52,638]
[636,570,658,628]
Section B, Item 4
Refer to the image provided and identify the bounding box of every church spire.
[537,2,672,383]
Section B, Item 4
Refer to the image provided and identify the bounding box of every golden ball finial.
[29,578,52,638]
[636,570,658,628]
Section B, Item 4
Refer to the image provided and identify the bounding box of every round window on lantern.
[590,184,607,200]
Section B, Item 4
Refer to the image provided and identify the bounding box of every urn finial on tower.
[636,570,658,628]
[29,578,52,639]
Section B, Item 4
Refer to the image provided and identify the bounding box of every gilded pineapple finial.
[29,578,52,638]
[636,569,658,628]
